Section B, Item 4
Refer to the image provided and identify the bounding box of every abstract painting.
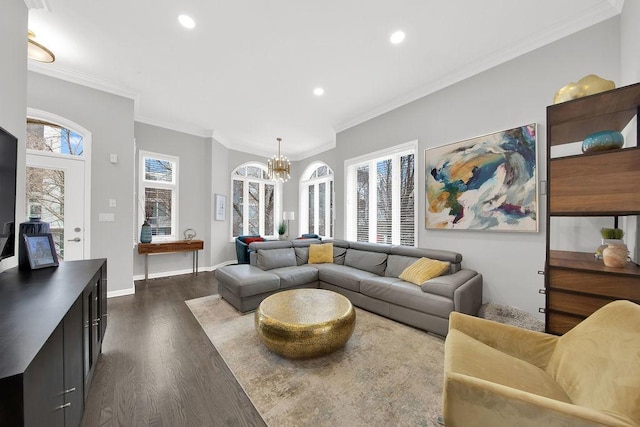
[425,123,537,231]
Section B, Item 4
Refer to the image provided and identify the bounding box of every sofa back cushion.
[386,255,420,278]
[345,249,387,276]
[256,248,297,270]
[546,300,640,424]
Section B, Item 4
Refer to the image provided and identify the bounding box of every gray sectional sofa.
[215,239,483,337]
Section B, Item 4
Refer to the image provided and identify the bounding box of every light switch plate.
[99,213,115,222]
[109,198,116,207]
[109,153,118,164]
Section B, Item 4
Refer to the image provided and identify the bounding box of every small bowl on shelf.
[581,130,624,154]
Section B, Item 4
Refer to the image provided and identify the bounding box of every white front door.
[25,152,86,261]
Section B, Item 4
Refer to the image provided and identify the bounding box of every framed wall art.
[23,233,59,269]
[215,194,226,221]
[425,123,538,232]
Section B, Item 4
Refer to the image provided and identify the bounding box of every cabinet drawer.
[548,268,640,300]
[547,312,582,335]
[548,291,613,317]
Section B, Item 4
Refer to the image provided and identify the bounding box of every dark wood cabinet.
[0,259,107,426]
[545,82,640,334]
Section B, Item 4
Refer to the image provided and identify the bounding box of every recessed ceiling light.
[390,30,405,44]
[178,14,196,29]
[313,88,325,96]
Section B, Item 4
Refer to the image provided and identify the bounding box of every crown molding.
[335,2,621,134]
[24,0,50,11]
[28,61,140,108]
[135,116,213,139]
[607,0,625,12]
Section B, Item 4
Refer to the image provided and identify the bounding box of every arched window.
[299,162,334,239]
[231,162,279,238]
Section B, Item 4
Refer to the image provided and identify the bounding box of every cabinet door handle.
[92,318,100,326]
[62,387,76,394]
[55,402,71,410]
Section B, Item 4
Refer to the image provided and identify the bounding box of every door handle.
[67,237,81,242]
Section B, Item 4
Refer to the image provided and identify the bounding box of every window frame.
[299,161,334,239]
[344,140,417,246]
[138,150,179,242]
[230,162,281,240]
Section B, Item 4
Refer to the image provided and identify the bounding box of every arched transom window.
[299,162,334,239]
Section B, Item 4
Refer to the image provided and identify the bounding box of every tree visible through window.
[232,164,276,238]
[346,143,416,246]
[139,151,178,239]
[300,162,334,239]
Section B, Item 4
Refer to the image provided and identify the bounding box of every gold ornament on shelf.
[553,74,615,104]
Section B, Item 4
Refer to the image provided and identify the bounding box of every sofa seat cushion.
[271,266,319,289]
[361,278,454,318]
[215,264,280,297]
[314,264,377,292]
[446,329,572,403]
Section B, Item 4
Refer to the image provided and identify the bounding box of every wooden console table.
[137,239,204,280]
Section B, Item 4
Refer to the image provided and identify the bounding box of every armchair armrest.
[449,312,558,369]
[443,372,633,427]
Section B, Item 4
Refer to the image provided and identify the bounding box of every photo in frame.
[425,123,538,232]
[215,194,226,221]
[23,233,59,269]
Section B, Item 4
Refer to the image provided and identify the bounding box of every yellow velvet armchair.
[442,300,640,427]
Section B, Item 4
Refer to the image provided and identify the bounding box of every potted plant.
[596,228,627,267]
[278,221,287,240]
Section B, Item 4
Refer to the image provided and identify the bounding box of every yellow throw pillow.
[308,243,334,264]
[399,257,450,286]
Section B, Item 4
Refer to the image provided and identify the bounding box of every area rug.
[186,295,445,426]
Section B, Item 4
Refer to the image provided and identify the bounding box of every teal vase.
[582,130,624,153]
[140,220,152,243]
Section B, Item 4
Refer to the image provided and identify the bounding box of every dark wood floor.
[81,272,266,427]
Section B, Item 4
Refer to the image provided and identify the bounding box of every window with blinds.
[346,142,417,246]
[231,163,277,238]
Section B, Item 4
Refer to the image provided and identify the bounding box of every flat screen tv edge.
[0,124,18,264]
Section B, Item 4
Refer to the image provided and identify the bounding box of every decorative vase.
[140,220,152,243]
[602,243,628,268]
[278,234,286,241]
[581,130,624,154]
[19,216,51,270]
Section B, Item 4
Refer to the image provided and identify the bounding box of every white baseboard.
[108,285,135,298]
[131,260,235,282]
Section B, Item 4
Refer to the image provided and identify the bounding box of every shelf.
[549,250,640,277]
[549,148,640,214]
[547,82,640,146]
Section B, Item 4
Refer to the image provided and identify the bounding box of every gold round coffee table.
[255,289,356,359]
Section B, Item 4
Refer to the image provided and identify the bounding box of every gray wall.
[621,1,640,85]
[329,17,622,316]
[0,0,27,272]
[27,72,135,295]
[133,122,209,277]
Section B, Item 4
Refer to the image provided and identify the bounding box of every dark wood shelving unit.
[545,82,640,335]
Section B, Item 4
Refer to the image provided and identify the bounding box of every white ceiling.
[26,0,622,160]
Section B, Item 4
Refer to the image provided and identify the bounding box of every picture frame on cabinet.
[425,123,538,232]
[23,233,59,269]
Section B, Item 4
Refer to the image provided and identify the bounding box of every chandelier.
[28,31,55,63]
[268,137,290,182]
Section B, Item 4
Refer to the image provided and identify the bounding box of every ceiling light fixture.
[178,14,196,29]
[390,30,405,44]
[313,87,325,96]
[268,138,290,182]
[27,30,55,63]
